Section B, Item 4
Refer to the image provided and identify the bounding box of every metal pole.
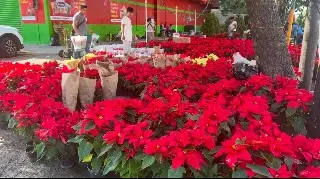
[145,0,148,43]
[176,6,178,33]
[195,10,197,32]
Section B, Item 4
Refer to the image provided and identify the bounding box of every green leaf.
[252,114,261,120]
[46,147,58,161]
[208,164,218,177]
[103,148,122,175]
[190,167,203,178]
[235,138,245,145]
[203,149,213,163]
[240,122,249,130]
[141,155,156,170]
[8,117,17,129]
[134,153,146,161]
[232,168,248,178]
[128,159,139,177]
[239,86,247,93]
[126,109,136,116]
[98,144,113,158]
[0,113,11,122]
[271,103,282,111]
[168,167,186,178]
[36,142,46,159]
[82,154,93,163]
[292,117,307,135]
[246,164,272,178]
[67,136,84,143]
[176,118,184,129]
[72,123,81,131]
[220,122,231,132]
[285,108,297,118]
[85,121,96,131]
[266,157,282,170]
[150,161,162,177]
[284,157,293,170]
[262,86,271,92]
[209,146,222,155]
[78,140,93,162]
[91,157,103,174]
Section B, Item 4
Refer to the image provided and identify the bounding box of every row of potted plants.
[0,37,319,178]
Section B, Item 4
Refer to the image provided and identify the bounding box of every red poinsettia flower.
[300,166,320,178]
[269,165,294,178]
[293,135,313,163]
[215,132,252,168]
[171,148,206,170]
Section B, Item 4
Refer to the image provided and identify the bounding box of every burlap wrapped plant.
[62,59,80,111]
[97,61,118,99]
[153,54,167,69]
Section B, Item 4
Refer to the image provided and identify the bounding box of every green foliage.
[220,0,247,15]
[201,13,221,36]
[236,16,247,37]
[220,0,310,25]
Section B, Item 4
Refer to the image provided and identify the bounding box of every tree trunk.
[246,0,295,78]
[309,62,320,138]
[299,0,320,90]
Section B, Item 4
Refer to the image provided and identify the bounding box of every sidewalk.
[0,128,87,178]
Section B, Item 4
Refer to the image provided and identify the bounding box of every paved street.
[0,44,87,178]
[0,128,87,178]
[0,45,64,64]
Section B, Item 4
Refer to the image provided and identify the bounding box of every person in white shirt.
[121,7,134,56]
[228,17,237,39]
[146,17,156,41]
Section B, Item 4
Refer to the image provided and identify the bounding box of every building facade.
[1,0,219,44]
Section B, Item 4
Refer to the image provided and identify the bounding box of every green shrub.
[201,13,220,35]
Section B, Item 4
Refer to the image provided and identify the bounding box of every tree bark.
[246,0,295,78]
[299,0,320,90]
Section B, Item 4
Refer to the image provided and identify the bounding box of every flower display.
[0,37,319,178]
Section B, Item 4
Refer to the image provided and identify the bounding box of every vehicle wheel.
[0,36,18,58]
[58,50,64,58]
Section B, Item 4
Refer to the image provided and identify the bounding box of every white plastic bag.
[90,33,100,49]
[232,52,256,66]
[71,36,87,51]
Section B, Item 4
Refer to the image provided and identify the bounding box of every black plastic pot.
[59,153,78,169]
[26,141,34,147]
[86,165,120,178]
[0,121,7,129]
[26,146,37,162]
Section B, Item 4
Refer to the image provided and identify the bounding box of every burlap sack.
[153,54,166,69]
[138,58,150,65]
[97,61,115,77]
[101,71,119,99]
[84,64,99,71]
[62,71,80,111]
[79,77,96,108]
[165,54,180,67]
[173,37,191,43]
[154,46,161,54]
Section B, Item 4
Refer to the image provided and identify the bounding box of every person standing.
[147,17,155,41]
[72,4,91,58]
[291,23,299,45]
[121,7,134,56]
[296,25,304,45]
[228,17,237,39]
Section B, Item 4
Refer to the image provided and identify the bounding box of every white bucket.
[71,36,87,51]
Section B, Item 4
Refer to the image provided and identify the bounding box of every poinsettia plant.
[0,37,320,178]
